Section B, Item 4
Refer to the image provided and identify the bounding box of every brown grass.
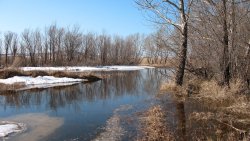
[194,79,249,109]
[25,70,50,77]
[160,81,179,92]
[0,82,26,93]
[140,57,176,67]
[0,69,28,79]
[189,112,250,141]
[0,68,101,82]
[11,56,26,68]
[137,105,174,141]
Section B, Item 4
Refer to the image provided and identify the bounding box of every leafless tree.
[4,31,15,66]
[188,0,250,85]
[10,34,18,64]
[136,0,193,86]
[22,29,41,66]
[1,24,144,67]
[64,26,82,64]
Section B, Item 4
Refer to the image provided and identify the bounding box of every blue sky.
[0,0,154,36]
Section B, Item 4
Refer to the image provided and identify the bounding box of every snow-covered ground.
[0,122,26,137]
[0,76,85,90]
[21,66,154,72]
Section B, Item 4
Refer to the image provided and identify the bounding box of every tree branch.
[162,0,180,10]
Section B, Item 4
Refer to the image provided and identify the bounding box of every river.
[0,69,167,141]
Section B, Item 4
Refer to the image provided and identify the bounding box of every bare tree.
[188,0,250,85]
[4,32,15,66]
[64,26,82,64]
[136,0,193,86]
[22,29,41,66]
[1,24,144,67]
[10,33,18,64]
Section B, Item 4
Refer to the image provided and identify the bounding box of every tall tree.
[4,32,14,66]
[136,0,193,86]
[189,0,250,85]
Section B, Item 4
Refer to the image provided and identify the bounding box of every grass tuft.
[137,105,174,141]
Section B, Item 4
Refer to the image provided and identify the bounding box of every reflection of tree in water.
[176,102,186,141]
[0,69,163,111]
[159,94,249,141]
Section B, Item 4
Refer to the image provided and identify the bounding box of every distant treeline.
[0,25,145,67]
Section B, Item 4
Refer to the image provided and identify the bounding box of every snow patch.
[0,121,26,137]
[0,76,85,89]
[21,66,154,72]
[0,76,84,85]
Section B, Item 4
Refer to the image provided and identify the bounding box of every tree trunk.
[222,0,230,86]
[175,0,188,86]
[5,49,8,67]
[175,23,188,86]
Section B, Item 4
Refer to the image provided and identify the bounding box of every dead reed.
[137,105,174,141]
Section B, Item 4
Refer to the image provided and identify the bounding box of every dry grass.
[11,56,26,68]
[0,69,28,79]
[0,82,26,93]
[137,105,174,141]
[194,79,249,108]
[160,81,179,92]
[140,57,176,67]
[189,112,250,141]
[0,68,101,82]
[190,79,250,139]
[25,70,50,77]
[159,75,250,140]
[160,77,249,113]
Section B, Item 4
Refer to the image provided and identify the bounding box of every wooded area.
[137,0,250,87]
[0,25,144,67]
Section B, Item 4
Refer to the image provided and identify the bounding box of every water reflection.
[0,69,163,112]
[159,93,250,141]
[0,68,170,140]
[176,102,186,141]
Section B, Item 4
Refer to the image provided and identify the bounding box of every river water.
[0,69,167,141]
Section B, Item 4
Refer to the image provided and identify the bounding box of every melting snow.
[0,122,26,137]
[21,66,154,72]
[0,76,85,90]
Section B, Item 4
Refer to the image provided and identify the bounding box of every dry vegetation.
[193,79,250,115]
[137,105,174,141]
[161,75,250,115]
[160,75,250,140]
[0,68,101,81]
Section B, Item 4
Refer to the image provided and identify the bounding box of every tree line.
[137,0,250,87]
[0,25,144,67]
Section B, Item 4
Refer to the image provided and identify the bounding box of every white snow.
[0,76,85,90]
[0,66,154,90]
[0,122,25,137]
[21,66,154,72]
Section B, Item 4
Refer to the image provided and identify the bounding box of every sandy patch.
[1,113,63,141]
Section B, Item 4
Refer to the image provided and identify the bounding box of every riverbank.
[158,77,250,140]
[0,68,100,92]
[0,66,154,92]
